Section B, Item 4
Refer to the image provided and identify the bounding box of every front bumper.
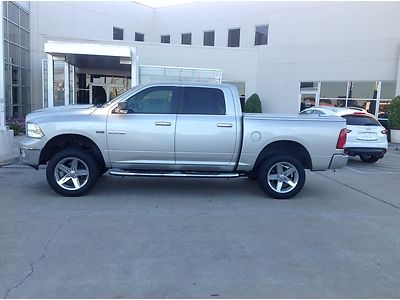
[18,136,45,169]
[328,153,348,170]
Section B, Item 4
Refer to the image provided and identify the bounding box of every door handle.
[217,123,233,128]
[155,122,171,126]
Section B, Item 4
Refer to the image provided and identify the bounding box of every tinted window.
[181,33,192,45]
[299,110,313,115]
[228,28,240,47]
[312,110,325,115]
[161,35,170,43]
[135,32,144,42]
[204,31,215,46]
[342,115,380,126]
[126,87,177,114]
[255,25,268,46]
[180,87,226,115]
[113,27,123,40]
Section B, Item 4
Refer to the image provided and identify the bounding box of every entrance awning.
[44,41,138,107]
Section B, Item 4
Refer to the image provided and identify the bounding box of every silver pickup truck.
[19,83,348,199]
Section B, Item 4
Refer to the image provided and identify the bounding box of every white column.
[396,55,400,96]
[64,61,69,105]
[47,54,54,107]
[130,47,138,87]
[0,3,6,130]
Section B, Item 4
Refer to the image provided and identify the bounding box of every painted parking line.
[344,166,398,174]
[344,152,400,174]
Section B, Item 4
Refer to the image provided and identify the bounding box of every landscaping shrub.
[244,93,262,113]
[388,96,400,129]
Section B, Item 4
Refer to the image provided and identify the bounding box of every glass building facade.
[3,1,30,118]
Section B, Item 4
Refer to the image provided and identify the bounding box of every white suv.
[300,106,388,163]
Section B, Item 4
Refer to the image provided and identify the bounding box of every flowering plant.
[6,117,26,135]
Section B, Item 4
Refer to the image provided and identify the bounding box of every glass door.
[299,93,317,111]
[89,83,125,105]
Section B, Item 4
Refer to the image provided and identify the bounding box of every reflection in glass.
[12,66,19,85]
[12,86,20,105]
[378,100,391,118]
[319,98,346,107]
[21,48,30,68]
[380,81,396,100]
[255,25,268,46]
[347,99,376,115]
[9,43,20,65]
[20,29,29,48]
[20,10,29,30]
[8,21,19,44]
[53,61,65,106]
[349,81,378,99]
[300,94,316,111]
[8,2,19,24]
[320,81,347,98]
[228,28,240,47]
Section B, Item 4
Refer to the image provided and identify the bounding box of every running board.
[109,170,240,178]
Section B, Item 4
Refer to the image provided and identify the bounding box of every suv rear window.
[342,115,380,126]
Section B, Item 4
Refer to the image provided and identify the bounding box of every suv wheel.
[359,154,380,163]
[46,148,99,196]
[256,155,306,199]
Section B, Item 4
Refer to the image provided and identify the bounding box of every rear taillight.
[336,128,347,149]
[381,129,388,135]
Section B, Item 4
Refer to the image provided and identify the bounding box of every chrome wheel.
[54,157,89,191]
[266,162,299,193]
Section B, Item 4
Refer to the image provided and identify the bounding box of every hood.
[26,105,97,123]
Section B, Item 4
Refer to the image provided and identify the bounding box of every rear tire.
[359,154,380,163]
[46,148,99,196]
[256,155,306,199]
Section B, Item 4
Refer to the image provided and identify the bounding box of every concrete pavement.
[0,150,400,298]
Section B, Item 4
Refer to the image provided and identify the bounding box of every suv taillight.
[336,128,347,149]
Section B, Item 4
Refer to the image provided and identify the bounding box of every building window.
[255,25,268,46]
[135,32,144,42]
[379,81,396,119]
[113,27,123,40]
[181,33,192,45]
[228,28,240,47]
[161,35,170,44]
[203,30,215,46]
[3,1,31,118]
[300,81,394,117]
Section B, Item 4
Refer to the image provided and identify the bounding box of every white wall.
[255,1,400,113]
[29,1,400,113]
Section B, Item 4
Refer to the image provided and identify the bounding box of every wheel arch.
[39,134,106,170]
[253,140,312,172]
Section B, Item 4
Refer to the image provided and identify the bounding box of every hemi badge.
[96,131,105,134]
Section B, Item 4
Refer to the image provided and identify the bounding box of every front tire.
[256,155,306,199]
[46,148,99,196]
[359,154,380,163]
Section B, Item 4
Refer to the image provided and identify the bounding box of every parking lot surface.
[1,149,400,298]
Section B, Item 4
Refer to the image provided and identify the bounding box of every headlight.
[27,122,44,138]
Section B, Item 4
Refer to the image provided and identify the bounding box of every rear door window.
[342,115,380,126]
[179,87,226,115]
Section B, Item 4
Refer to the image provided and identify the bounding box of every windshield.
[100,85,144,108]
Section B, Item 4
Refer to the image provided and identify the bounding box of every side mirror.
[116,102,128,114]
